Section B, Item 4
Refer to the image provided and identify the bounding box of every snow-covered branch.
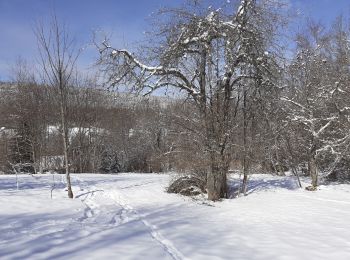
[281,97,309,112]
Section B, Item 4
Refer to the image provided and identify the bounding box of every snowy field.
[1,173,350,260]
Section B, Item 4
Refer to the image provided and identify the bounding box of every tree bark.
[309,154,318,188]
[207,165,228,201]
[242,158,248,195]
[207,153,228,201]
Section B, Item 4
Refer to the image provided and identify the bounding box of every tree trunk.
[309,155,318,188]
[241,87,249,194]
[198,47,229,201]
[32,146,37,174]
[285,136,302,188]
[291,165,302,188]
[207,157,228,201]
[60,90,73,199]
[62,123,73,198]
[241,157,248,195]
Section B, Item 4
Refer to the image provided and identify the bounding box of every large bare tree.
[97,0,286,200]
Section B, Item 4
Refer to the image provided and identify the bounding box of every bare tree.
[282,20,350,189]
[35,15,80,198]
[97,0,286,200]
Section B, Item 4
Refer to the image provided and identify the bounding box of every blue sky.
[0,0,349,81]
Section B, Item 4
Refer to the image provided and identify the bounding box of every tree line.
[1,0,350,200]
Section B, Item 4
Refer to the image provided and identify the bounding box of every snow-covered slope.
[0,173,349,260]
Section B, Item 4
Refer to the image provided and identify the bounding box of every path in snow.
[0,174,174,260]
[72,175,186,260]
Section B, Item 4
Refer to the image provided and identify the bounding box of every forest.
[1,0,350,200]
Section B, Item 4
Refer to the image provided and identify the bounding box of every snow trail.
[107,188,186,260]
[296,194,350,205]
[72,175,186,260]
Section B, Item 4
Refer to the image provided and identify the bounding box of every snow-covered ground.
[1,173,350,260]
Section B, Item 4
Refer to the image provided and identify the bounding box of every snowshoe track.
[73,175,186,260]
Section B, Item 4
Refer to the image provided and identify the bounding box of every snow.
[0,127,15,137]
[1,173,350,259]
[47,125,106,137]
[47,125,59,134]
